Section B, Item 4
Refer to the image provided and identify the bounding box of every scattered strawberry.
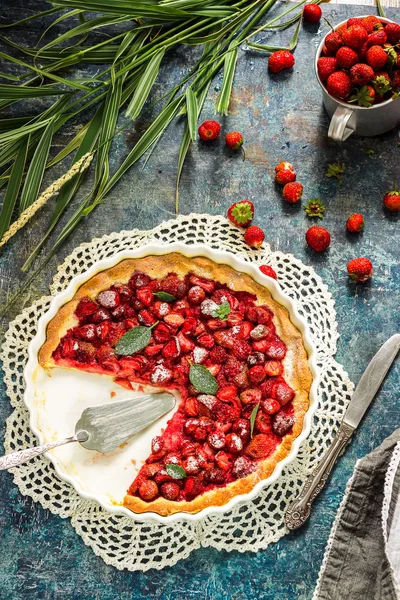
[259,265,277,279]
[335,46,359,69]
[225,131,243,150]
[304,198,325,218]
[244,225,265,248]
[282,181,303,203]
[317,57,338,82]
[325,31,343,53]
[303,4,322,23]
[350,63,374,86]
[361,16,382,34]
[227,200,254,227]
[198,120,221,141]
[346,213,365,232]
[385,22,400,44]
[327,71,352,99]
[306,226,331,252]
[367,29,387,47]
[366,45,387,70]
[275,168,296,185]
[349,84,375,107]
[342,25,368,50]
[275,161,294,172]
[268,50,295,73]
[347,258,373,282]
[383,184,400,211]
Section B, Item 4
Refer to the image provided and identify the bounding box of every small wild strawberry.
[244,225,265,248]
[341,25,368,50]
[198,120,221,141]
[275,161,294,173]
[385,22,400,44]
[305,226,331,252]
[317,57,338,82]
[282,181,303,203]
[268,50,295,73]
[325,31,343,53]
[346,213,365,232]
[326,70,353,99]
[383,183,400,212]
[303,4,322,23]
[347,257,373,282]
[366,45,387,70]
[225,131,245,160]
[335,46,359,69]
[227,200,254,227]
[350,63,374,86]
[361,15,382,34]
[259,265,277,279]
[275,168,296,185]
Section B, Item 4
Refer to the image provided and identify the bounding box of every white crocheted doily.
[2,214,353,571]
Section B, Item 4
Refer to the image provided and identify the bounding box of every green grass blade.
[216,42,237,115]
[0,84,70,99]
[0,8,60,29]
[95,73,123,190]
[376,0,386,18]
[18,120,54,214]
[126,48,165,120]
[51,0,190,19]
[0,117,33,131]
[248,15,302,52]
[36,10,83,48]
[186,86,197,141]
[0,119,53,148]
[0,136,29,239]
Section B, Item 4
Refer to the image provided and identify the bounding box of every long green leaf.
[0,117,33,131]
[126,48,165,120]
[247,13,302,52]
[51,0,193,19]
[18,120,54,214]
[185,86,197,141]
[376,0,386,17]
[0,84,70,99]
[0,136,29,239]
[0,8,60,29]
[216,42,237,115]
[36,10,83,48]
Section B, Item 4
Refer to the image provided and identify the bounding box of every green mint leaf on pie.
[325,163,345,185]
[250,402,260,438]
[115,323,157,355]
[153,291,176,302]
[211,300,231,321]
[189,364,218,395]
[165,464,186,479]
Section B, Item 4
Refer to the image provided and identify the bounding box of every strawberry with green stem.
[383,182,400,211]
[225,131,245,160]
[349,85,375,107]
[227,200,254,227]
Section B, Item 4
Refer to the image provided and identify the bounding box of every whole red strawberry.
[317,57,338,82]
[383,184,400,212]
[392,71,400,93]
[347,17,363,27]
[327,71,353,100]
[198,120,221,141]
[303,4,322,23]
[244,226,265,248]
[347,258,373,282]
[227,200,254,227]
[361,16,382,34]
[275,161,294,172]
[367,29,387,47]
[225,131,243,150]
[385,22,400,44]
[336,46,359,69]
[268,50,295,73]
[306,226,330,252]
[366,45,387,70]
[342,25,368,50]
[275,169,296,185]
[259,265,277,280]
[346,213,364,232]
[283,182,303,203]
[350,63,374,86]
[325,31,343,53]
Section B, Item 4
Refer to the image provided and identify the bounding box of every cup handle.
[328,106,354,141]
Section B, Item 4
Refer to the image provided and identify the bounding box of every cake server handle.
[0,431,88,471]
[285,422,354,530]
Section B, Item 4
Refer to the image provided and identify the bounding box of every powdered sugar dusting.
[193,347,208,364]
[200,299,218,315]
[197,394,217,410]
[150,365,172,384]
[158,302,169,316]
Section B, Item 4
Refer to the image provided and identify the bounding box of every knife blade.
[285,333,400,530]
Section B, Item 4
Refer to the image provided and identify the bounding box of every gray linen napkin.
[313,429,400,600]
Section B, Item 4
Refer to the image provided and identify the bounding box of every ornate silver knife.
[286,333,400,530]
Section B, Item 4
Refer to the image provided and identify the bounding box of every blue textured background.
[0,2,399,599]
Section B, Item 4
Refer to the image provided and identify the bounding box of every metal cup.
[315,16,400,141]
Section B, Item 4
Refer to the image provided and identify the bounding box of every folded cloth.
[313,429,400,600]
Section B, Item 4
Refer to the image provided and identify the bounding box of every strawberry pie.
[39,253,312,516]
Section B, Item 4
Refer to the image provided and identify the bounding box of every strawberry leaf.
[115,323,157,355]
[250,402,260,438]
[211,300,231,320]
[165,464,186,479]
[325,162,345,184]
[189,364,218,394]
[304,198,325,219]
[153,291,176,302]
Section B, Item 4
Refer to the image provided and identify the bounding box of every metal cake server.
[0,392,175,471]
[286,333,400,530]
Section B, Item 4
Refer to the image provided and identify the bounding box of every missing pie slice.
[39,253,312,516]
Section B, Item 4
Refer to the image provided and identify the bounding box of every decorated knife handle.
[285,422,355,530]
[0,433,85,471]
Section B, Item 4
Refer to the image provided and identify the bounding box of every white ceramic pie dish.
[23,242,319,523]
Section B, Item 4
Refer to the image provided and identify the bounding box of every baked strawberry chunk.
[52,270,295,504]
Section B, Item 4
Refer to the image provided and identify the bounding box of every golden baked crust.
[39,253,312,516]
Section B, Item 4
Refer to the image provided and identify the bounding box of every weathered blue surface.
[0,3,399,599]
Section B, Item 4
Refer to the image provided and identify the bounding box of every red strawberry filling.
[52,270,296,504]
